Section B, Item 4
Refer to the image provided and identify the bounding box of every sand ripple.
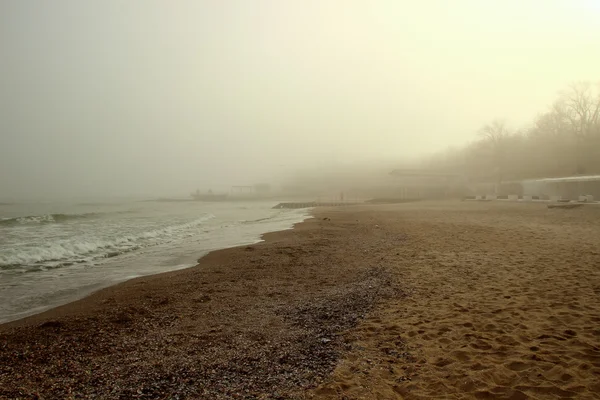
[312,202,600,399]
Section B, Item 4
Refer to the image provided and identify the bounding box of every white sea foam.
[0,214,214,270]
[0,202,311,323]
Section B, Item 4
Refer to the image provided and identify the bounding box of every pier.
[272,202,357,209]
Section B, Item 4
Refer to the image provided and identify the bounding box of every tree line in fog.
[427,82,600,183]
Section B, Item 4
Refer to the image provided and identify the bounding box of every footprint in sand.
[506,361,531,372]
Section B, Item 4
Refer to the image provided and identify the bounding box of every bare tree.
[556,82,600,173]
[424,82,600,184]
[478,120,512,188]
[532,104,571,139]
[478,119,510,144]
[560,81,600,138]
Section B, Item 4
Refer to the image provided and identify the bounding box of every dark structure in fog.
[523,175,600,200]
[389,169,467,199]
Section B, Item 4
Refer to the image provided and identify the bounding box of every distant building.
[229,184,273,199]
[524,175,600,200]
[253,183,271,194]
[388,169,467,199]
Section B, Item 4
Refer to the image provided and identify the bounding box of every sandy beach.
[2,201,600,399]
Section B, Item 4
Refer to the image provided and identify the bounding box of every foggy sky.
[1,0,599,199]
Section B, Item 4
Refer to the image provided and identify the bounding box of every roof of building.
[390,169,463,178]
[535,175,600,183]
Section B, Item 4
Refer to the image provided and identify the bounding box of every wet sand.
[2,201,600,399]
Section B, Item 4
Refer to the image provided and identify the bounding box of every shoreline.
[0,217,312,330]
[1,207,395,399]
[0,209,309,326]
[3,201,599,399]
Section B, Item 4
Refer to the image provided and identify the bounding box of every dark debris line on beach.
[191,267,400,400]
[0,267,397,400]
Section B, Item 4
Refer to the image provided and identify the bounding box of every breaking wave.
[0,214,214,270]
[0,212,100,226]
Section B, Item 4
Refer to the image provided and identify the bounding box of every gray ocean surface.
[0,199,309,323]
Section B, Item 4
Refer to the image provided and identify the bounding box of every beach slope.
[0,209,397,399]
[2,202,600,399]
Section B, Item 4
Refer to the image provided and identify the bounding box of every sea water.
[0,199,309,323]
